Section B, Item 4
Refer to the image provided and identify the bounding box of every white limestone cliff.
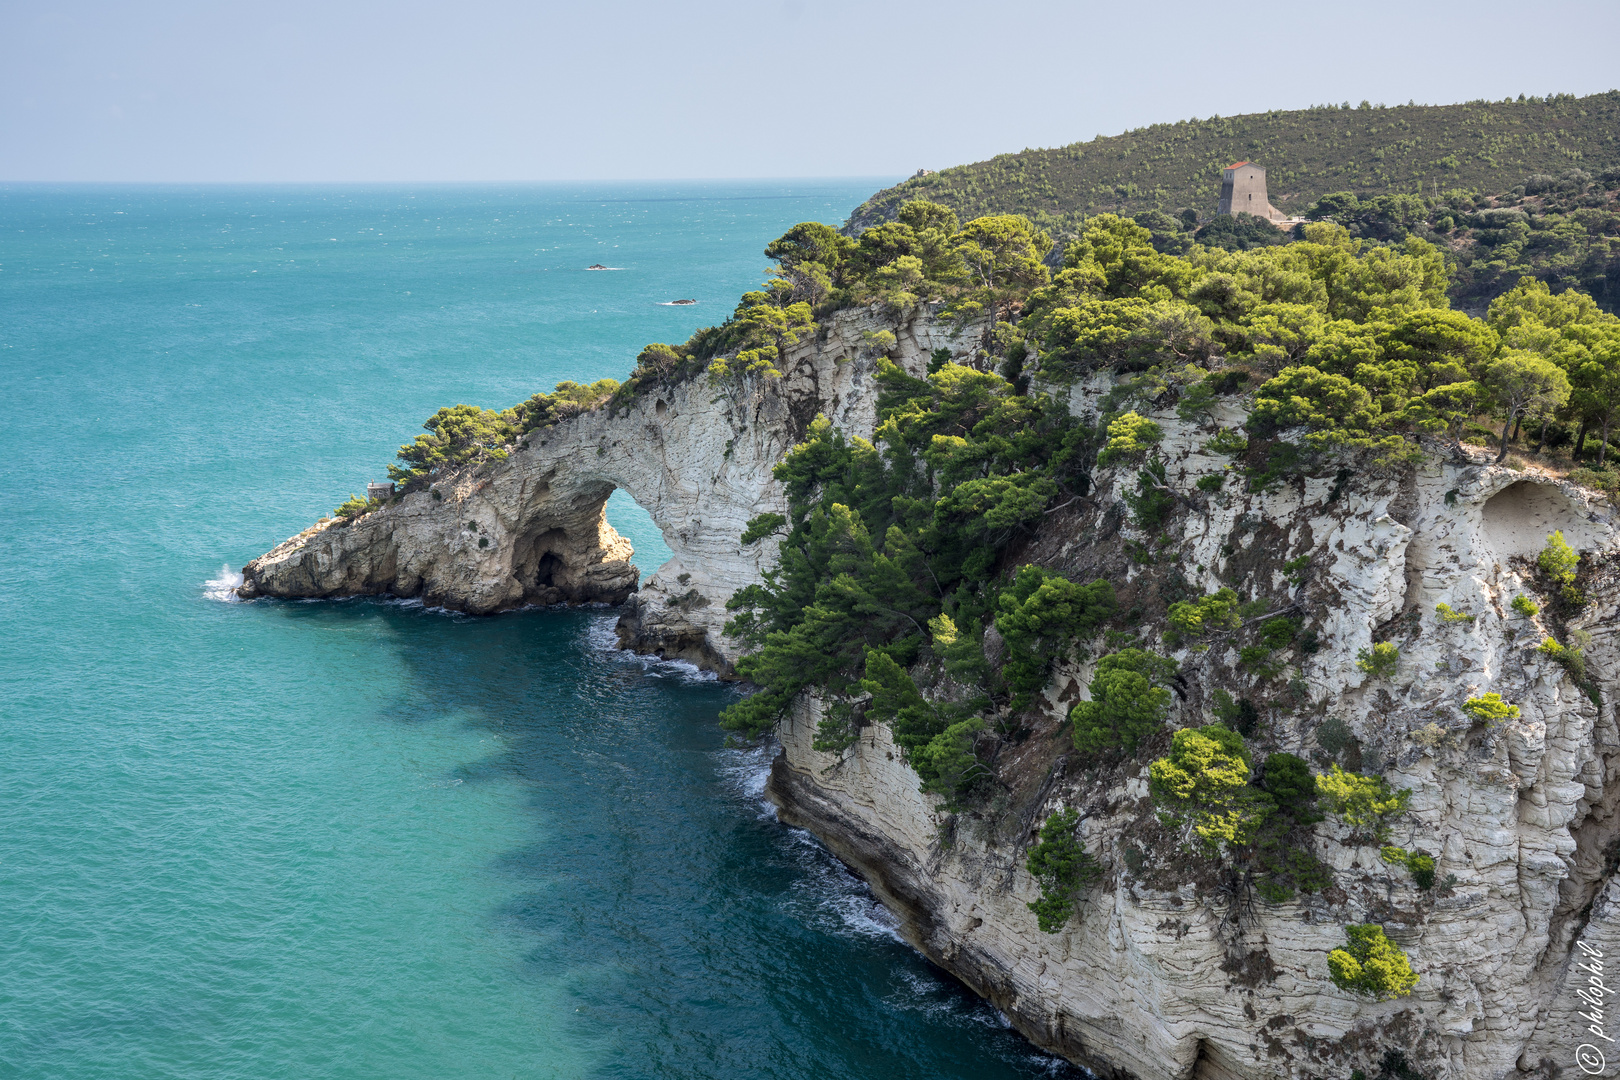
[242,307,1620,1079]
[239,306,982,668]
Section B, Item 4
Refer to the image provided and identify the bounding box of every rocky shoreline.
[240,304,1620,1079]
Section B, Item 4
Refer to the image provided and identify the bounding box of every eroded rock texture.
[239,306,980,668]
[245,306,1620,1079]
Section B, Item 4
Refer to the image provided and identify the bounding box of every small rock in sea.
[585,263,610,270]
[669,299,697,305]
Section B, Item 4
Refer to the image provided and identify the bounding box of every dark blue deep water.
[0,183,1081,1079]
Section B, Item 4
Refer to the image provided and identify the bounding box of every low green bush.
[1434,602,1475,624]
[1540,529,1579,584]
[1316,716,1358,759]
[1510,594,1539,617]
[1254,844,1335,902]
[1381,845,1437,889]
[1316,765,1411,841]
[1355,642,1399,678]
[1328,924,1418,999]
[1096,411,1163,467]
[1202,428,1249,455]
[1211,689,1261,736]
[1150,724,1274,852]
[1461,692,1519,725]
[1164,588,1242,650]
[1538,636,1601,705]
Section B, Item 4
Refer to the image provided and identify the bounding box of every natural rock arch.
[238,307,979,670]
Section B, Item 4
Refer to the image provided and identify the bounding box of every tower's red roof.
[1227,161,1250,170]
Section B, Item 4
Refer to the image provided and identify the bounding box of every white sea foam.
[585,614,718,682]
[714,739,777,819]
[202,563,244,602]
[779,825,905,942]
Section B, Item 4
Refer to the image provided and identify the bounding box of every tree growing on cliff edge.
[1149,724,1275,852]
[1070,648,1177,754]
[388,403,515,485]
[953,214,1051,294]
[1478,350,1571,462]
[1025,808,1101,933]
[994,567,1117,709]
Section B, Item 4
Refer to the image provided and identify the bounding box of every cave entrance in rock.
[604,488,673,584]
[1480,480,1599,561]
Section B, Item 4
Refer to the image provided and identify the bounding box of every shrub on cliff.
[1070,648,1177,753]
[1540,530,1579,581]
[1316,764,1410,841]
[1461,692,1519,725]
[1149,724,1275,852]
[995,567,1116,709]
[1025,808,1100,933]
[1381,845,1437,889]
[1539,530,1585,608]
[1328,924,1418,999]
[1096,411,1163,467]
[1163,588,1242,650]
[1355,642,1399,679]
[1537,636,1602,706]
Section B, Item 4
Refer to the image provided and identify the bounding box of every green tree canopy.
[1070,648,1178,753]
[1150,724,1274,851]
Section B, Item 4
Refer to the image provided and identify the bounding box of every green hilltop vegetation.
[1109,171,1620,315]
[848,91,1620,234]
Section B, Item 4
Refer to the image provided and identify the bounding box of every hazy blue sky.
[3,0,1617,182]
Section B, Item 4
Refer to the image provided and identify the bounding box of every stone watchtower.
[1218,161,1286,222]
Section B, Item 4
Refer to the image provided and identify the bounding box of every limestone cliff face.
[770,391,1620,1080]
[239,306,982,668]
[244,306,1620,1079]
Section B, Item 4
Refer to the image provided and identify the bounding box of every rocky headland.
[241,301,1620,1079]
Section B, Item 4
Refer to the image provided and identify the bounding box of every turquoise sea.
[0,184,1080,1080]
